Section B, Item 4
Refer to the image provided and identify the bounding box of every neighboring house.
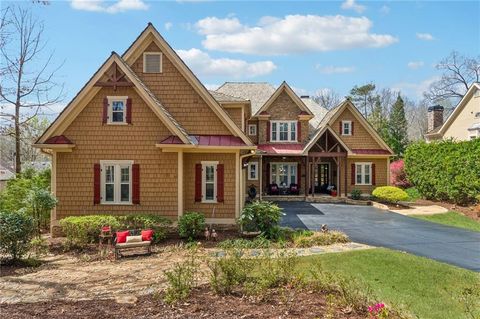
[425,83,480,141]
[33,24,393,234]
[0,162,15,191]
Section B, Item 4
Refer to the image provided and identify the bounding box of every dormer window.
[143,52,162,73]
[341,120,352,136]
[271,120,297,142]
[106,96,128,124]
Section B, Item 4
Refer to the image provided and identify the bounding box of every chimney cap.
[300,95,310,99]
[428,104,444,112]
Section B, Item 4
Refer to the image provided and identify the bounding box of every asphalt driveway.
[279,201,480,271]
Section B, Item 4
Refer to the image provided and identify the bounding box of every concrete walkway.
[390,204,449,216]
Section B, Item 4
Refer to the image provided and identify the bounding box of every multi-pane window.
[107,96,128,124]
[248,124,257,136]
[355,163,372,185]
[270,163,297,187]
[202,161,217,203]
[271,121,297,142]
[342,121,352,135]
[143,52,162,73]
[101,161,132,204]
[248,162,258,180]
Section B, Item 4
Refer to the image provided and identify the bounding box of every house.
[0,161,15,191]
[34,24,393,235]
[425,83,480,141]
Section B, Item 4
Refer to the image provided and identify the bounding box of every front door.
[314,163,330,193]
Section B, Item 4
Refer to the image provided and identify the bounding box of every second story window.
[271,121,297,142]
[341,120,352,136]
[107,96,128,124]
[143,52,162,73]
[248,124,257,136]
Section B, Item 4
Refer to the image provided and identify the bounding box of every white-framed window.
[247,162,258,180]
[248,124,257,136]
[100,160,133,204]
[107,96,128,124]
[342,120,352,136]
[271,121,297,142]
[143,52,162,73]
[355,162,372,185]
[202,161,217,203]
[270,162,297,187]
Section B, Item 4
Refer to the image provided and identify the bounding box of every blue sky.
[18,0,480,114]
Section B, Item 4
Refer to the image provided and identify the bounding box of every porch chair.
[268,183,280,195]
[289,183,300,195]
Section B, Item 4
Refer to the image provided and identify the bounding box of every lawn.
[296,248,480,319]
[412,211,480,232]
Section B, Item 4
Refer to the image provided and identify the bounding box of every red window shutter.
[297,164,301,186]
[93,164,101,204]
[126,97,132,124]
[351,121,354,135]
[297,122,301,142]
[351,164,355,185]
[266,163,270,184]
[266,121,270,142]
[102,98,108,124]
[339,121,343,135]
[195,164,202,202]
[132,164,140,204]
[217,164,224,202]
[371,164,376,185]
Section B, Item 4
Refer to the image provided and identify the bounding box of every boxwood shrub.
[404,139,480,205]
[178,212,205,241]
[372,186,409,203]
[0,211,35,261]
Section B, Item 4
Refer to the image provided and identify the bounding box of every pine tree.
[368,96,388,140]
[350,83,376,118]
[388,95,409,157]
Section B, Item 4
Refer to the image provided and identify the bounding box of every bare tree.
[404,98,428,141]
[0,5,63,174]
[425,51,480,102]
[312,88,341,110]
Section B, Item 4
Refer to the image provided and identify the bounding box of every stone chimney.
[427,105,444,132]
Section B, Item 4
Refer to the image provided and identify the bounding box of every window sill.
[354,184,372,186]
[106,122,129,126]
[201,200,218,204]
[341,134,352,136]
[247,178,258,181]
[100,202,133,205]
[269,141,299,143]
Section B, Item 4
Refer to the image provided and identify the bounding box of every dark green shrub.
[239,200,283,239]
[60,215,121,248]
[372,186,409,203]
[0,211,35,260]
[178,212,205,241]
[405,139,480,205]
[350,188,362,200]
[117,214,172,243]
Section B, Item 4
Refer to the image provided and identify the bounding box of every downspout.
[239,150,256,213]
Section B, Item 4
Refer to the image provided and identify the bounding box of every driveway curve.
[279,202,480,271]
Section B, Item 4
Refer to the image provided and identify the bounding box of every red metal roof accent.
[257,144,304,155]
[44,135,73,144]
[352,149,391,155]
[159,135,246,147]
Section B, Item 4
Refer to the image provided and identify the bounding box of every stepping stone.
[115,295,137,304]
[250,250,261,257]
[309,247,324,254]
[210,251,226,257]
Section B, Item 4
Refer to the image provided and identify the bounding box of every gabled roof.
[216,82,276,115]
[303,125,352,155]
[36,53,193,145]
[122,23,253,146]
[209,90,248,103]
[254,81,314,117]
[301,97,329,131]
[425,83,480,138]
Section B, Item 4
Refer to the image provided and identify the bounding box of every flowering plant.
[368,303,389,318]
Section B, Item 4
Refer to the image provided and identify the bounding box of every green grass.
[404,187,421,201]
[412,211,480,232]
[296,248,480,319]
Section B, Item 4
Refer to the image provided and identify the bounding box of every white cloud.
[291,86,309,96]
[380,5,390,15]
[407,61,424,70]
[176,48,276,78]
[164,22,173,31]
[341,0,366,13]
[316,64,355,74]
[70,0,148,14]
[392,76,439,99]
[196,15,398,55]
[204,83,220,90]
[416,33,434,41]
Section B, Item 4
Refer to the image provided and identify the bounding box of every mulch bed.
[414,199,480,221]
[1,286,366,319]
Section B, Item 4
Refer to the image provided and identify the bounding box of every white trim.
[270,162,298,188]
[270,120,298,142]
[341,120,352,136]
[178,150,184,218]
[100,160,134,205]
[302,126,352,155]
[201,161,218,203]
[247,162,258,180]
[354,162,372,186]
[106,96,128,124]
[248,124,257,136]
[143,52,162,73]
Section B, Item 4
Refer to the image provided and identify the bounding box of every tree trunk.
[15,103,22,175]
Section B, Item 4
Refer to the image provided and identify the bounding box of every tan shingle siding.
[224,108,243,131]
[333,108,383,149]
[338,157,389,194]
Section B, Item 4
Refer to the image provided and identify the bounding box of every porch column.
[304,156,308,199]
[259,155,263,200]
[344,157,348,197]
[177,150,184,219]
[235,150,240,218]
[336,156,340,197]
[50,151,57,233]
[311,157,316,198]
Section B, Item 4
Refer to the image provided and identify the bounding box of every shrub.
[405,187,421,201]
[239,200,283,239]
[178,212,205,241]
[372,186,408,203]
[117,214,172,243]
[60,215,121,248]
[293,231,349,247]
[163,252,199,304]
[217,237,272,249]
[389,159,411,188]
[208,249,250,294]
[25,188,57,237]
[405,139,480,205]
[350,189,362,200]
[0,211,35,261]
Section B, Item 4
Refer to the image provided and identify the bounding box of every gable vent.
[143,52,162,73]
